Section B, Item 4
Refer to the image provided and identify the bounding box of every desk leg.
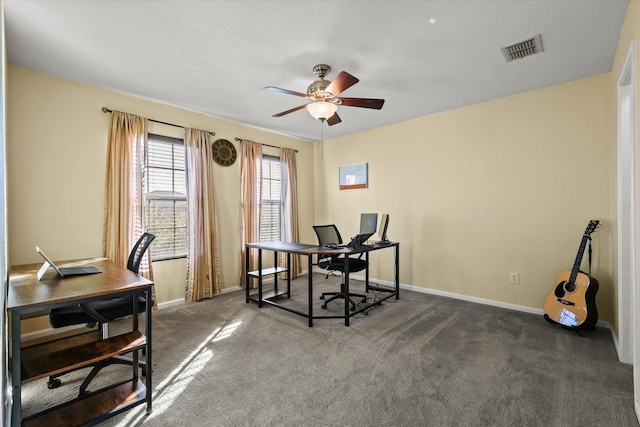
[287,252,291,298]
[146,287,153,415]
[308,254,313,327]
[11,310,21,426]
[344,255,350,327]
[132,292,140,381]
[365,250,370,293]
[245,245,250,303]
[273,250,278,296]
[258,248,263,308]
[395,244,400,300]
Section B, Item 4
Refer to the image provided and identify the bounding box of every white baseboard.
[155,271,312,310]
[611,324,621,351]
[344,272,613,331]
[21,323,88,343]
[157,298,185,310]
[23,271,614,341]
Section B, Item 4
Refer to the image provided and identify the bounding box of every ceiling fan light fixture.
[266,64,384,126]
[306,101,337,120]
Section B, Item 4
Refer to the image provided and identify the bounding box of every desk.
[245,241,400,326]
[8,258,153,427]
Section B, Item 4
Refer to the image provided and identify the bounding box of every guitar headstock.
[584,220,600,236]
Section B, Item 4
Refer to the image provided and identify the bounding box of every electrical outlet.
[510,273,519,285]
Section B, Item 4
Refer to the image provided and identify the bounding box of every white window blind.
[260,155,281,241]
[145,134,188,260]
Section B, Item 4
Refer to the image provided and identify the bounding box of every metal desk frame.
[245,241,400,326]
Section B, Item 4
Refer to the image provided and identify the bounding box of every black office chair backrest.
[49,232,157,330]
[127,233,156,274]
[313,224,344,267]
[313,224,342,246]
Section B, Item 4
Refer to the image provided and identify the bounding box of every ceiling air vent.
[501,34,543,62]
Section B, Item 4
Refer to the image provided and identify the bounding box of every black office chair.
[313,225,368,311]
[47,232,155,394]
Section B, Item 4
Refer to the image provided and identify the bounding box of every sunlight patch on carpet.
[113,320,241,425]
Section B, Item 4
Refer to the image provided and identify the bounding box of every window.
[144,134,188,260]
[260,155,281,241]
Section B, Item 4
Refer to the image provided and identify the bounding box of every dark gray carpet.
[21,274,638,426]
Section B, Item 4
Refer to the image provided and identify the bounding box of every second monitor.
[377,213,390,244]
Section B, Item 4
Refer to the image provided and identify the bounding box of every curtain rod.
[234,137,298,153]
[101,107,215,136]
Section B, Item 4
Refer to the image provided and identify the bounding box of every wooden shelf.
[21,329,102,358]
[22,378,146,427]
[248,289,289,302]
[247,267,287,278]
[21,331,146,382]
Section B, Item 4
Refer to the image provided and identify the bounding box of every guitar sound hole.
[563,281,577,293]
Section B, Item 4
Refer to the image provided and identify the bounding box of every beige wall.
[6,64,315,309]
[316,73,614,322]
[6,10,633,333]
[9,65,616,326]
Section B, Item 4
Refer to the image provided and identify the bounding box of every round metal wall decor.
[212,139,237,166]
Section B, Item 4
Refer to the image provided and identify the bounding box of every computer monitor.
[377,214,390,243]
[358,213,378,243]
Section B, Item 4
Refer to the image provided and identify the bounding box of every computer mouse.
[323,244,338,249]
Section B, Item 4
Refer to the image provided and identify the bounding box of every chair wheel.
[319,295,325,300]
[47,378,62,389]
[361,298,367,303]
[321,304,327,309]
[350,306,356,311]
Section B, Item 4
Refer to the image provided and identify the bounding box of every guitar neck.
[569,235,590,282]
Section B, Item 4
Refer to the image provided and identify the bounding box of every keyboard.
[59,266,101,276]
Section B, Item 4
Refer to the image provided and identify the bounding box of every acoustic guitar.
[543,220,600,329]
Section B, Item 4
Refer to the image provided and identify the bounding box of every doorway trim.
[617,38,637,415]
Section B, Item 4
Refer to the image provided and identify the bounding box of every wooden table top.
[8,258,154,312]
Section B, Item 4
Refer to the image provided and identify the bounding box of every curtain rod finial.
[101,107,111,113]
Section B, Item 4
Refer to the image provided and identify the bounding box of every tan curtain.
[104,111,155,298]
[184,128,221,301]
[240,140,262,287]
[279,148,302,277]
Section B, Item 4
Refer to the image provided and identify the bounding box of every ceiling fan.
[264,64,385,126]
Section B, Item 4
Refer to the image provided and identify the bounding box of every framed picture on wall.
[339,163,368,190]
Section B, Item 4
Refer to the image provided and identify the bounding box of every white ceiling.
[3,1,629,142]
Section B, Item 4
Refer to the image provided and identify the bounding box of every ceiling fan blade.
[325,71,359,97]
[264,86,308,97]
[338,97,385,110]
[327,112,342,126]
[272,104,307,117]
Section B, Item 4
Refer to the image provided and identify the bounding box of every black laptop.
[36,246,101,278]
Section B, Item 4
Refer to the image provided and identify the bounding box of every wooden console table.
[8,258,153,426]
